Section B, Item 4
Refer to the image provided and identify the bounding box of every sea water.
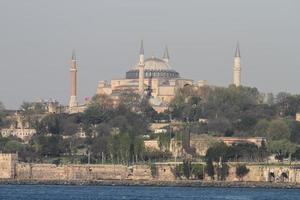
[0,185,299,200]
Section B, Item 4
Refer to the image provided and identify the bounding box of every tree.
[254,119,269,136]
[235,164,250,181]
[0,101,8,128]
[226,142,259,162]
[269,139,297,162]
[38,114,65,135]
[216,163,229,181]
[191,164,205,180]
[206,158,215,180]
[275,93,300,117]
[289,121,300,144]
[205,142,229,162]
[267,119,290,141]
[3,140,24,153]
[182,160,192,179]
[119,91,141,111]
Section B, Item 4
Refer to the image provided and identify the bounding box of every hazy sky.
[0,0,299,109]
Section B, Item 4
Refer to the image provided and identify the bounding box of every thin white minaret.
[69,50,78,108]
[233,43,241,87]
[162,45,170,64]
[138,40,145,96]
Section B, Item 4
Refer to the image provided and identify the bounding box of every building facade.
[97,41,207,112]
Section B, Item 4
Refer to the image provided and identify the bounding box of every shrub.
[235,164,250,181]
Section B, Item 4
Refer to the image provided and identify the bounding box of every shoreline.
[1,179,300,189]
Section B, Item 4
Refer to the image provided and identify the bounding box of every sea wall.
[15,163,149,181]
[2,153,300,183]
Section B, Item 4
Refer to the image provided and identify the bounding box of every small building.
[1,128,36,141]
[144,140,160,151]
[217,137,267,147]
[296,113,300,122]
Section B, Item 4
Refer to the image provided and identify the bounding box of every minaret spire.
[139,40,144,55]
[72,49,76,61]
[162,45,170,63]
[235,42,241,57]
[233,42,241,87]
[69,50,78,108]
[138,40,145,96]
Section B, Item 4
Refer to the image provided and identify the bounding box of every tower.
[233,42,241,87]
[138,40,145,96]
[69,50,78,108]
[162,45,170,63]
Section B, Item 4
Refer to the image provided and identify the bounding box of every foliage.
[191,163,205,179]
[3,140,25,153]
[267,119,290,141]
[143,150,172,162]
[175,161,205,180]
[216,163,229,181]
[205,142,229,162]
[206,158,215,179]
[235,164,250,180]
[158,132,171,150]
[269,139,297,162]
[150,164,157,177]
[20,101,46,114]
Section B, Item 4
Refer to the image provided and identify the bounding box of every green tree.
[205,142,229,162]
[3,140,24,153]
[235,164,250,181]
[289,121,300,144]
[254,119,269,136]
[269,139,297,162]
[226,142,259,162]
[206,158,215,180]
[267,119,290,141]
[182,160,192,179]
[191,164,205,180]
[216,163,229,181]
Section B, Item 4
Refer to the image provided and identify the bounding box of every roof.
[133,57,170,71]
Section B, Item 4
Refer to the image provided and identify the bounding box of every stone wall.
[3,153,300,183]
[154,163,176,181]
[0,153,18,179]
[15,163,129,181]
[130,165,153,180]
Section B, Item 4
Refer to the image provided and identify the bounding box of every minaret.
[162,45,170,63]
[233,43,241,87]
[69,50,78,108]
[138,40,145,96]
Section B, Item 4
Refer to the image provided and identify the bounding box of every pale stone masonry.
[2,153,300,183]
[69,50,79,108]
[97,41,206,112]
[0,153,18,179]
[233,43,241,87]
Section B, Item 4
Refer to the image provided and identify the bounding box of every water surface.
[0,185,299,200]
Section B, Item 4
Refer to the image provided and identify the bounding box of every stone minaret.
[138,40,145,96]
[162,45,170,64]
[233,43,241,87]
[69,50,78,108]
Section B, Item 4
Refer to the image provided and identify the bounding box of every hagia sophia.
[68,41,242,113]
[0,41,243,140]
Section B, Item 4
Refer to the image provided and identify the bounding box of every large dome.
[133,57,169,71]
[126,57,179,79]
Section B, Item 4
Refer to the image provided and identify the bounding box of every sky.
[0,0,299,109]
